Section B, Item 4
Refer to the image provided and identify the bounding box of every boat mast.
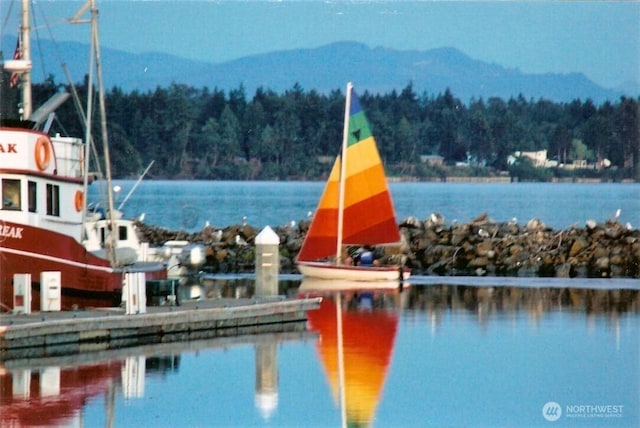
[91,0,118,266]
[20,0,32,119]
[69,0,95,241]
[70,0,117,265]
[336,82,352,264]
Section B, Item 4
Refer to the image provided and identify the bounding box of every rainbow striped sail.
[297,83,401,264]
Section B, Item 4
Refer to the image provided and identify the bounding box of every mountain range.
[3,37,635,103]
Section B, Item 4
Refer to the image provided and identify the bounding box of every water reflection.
[404,284,638,339]
[300,283,401,427]
[0,360,122,427]
[405,284,638,316]
[297,278,638,427]
[1,278,637,427]
[0,326,309,427]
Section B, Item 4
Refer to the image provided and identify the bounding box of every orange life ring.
[35,137,51,171]
[74,190,84,212]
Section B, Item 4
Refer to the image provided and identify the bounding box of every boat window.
[2,179,21,210]
[28,181,37,212]
[119,225,128,241]
[46,183,60,216]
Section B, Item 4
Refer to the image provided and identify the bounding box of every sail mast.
[20,0,32,119]
[336,82,352,264]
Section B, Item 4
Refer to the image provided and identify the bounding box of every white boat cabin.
[0,127,85,239]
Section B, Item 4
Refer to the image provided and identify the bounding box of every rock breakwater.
[135,213,640,278]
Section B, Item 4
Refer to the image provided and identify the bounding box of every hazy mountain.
[2,38,632,103]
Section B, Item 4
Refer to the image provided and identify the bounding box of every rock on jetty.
[134,213,640,278]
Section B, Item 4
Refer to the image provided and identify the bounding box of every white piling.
[40,271,61,312]
[124,272,147,314]
[13,273,32,314]
[255,226,280,297]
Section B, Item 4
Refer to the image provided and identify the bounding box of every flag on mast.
[9,39,21,88]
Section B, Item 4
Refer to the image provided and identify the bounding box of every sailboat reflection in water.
[301,280,400,427]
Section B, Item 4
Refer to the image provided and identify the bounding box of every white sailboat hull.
[297,261,410,282]
[298,277,406,293]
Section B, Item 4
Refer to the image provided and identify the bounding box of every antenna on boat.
[117,160,155,211]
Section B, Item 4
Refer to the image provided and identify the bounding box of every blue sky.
[2,1,639,90]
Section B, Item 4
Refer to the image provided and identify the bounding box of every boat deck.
[0,297,321,360]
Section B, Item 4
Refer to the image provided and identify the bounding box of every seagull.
[242,216,248,226]
[608,209,622,223]
[428,212,445,226]
[235,234,248,246]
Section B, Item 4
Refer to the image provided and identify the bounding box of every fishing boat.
[296,82,410,281]
[0,0,167,311]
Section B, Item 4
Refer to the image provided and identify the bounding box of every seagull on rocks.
[477,228,490,238]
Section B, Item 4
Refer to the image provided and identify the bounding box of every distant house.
[518,150,548,167]
[420,155,444,167]
[508,149,558,168]
[508,149,600,169]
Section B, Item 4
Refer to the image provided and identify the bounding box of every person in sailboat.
[350,246,380,267]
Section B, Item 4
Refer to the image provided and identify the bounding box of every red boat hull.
[0,221,166,311]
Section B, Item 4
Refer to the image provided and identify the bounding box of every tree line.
[7,78,640,181]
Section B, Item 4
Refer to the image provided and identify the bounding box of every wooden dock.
[0,297,322,361]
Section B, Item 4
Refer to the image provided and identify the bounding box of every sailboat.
[296,82,410,281]
[0,0,167,311]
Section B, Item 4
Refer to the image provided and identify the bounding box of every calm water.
[95,180,640,232]
[1,278,638,427]
[2,182,637,427]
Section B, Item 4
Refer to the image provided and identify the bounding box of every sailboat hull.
[298,277,406,293]
[297,261,410,282]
